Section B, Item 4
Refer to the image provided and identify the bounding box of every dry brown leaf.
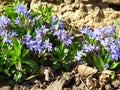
[98,70,114,90]
[77,65,97,76]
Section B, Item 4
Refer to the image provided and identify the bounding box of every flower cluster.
[14,4,28,16]
[0,15,11,29]
[50,15,65,29]
[76,25,120,65]
[22,26,52,54]
[0,15,18,45]
[53,29,73,46]
[0,29,18,45]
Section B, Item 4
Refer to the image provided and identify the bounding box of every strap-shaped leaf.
[109,62,120,69]
[12,37,22,56]
[93,53,104,71]
[23,60,39,71]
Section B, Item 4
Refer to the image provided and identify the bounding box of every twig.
[80,77,89,90]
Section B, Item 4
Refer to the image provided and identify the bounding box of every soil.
[0,1,120,90]
[30,0,120,28]
[0,65,120,90]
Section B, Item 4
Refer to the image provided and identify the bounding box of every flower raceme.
[76,25,120,65]
[0,15,11,29]
[14,4,28,16]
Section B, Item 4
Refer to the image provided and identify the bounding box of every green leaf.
[14,71,22,82]
[91,38,97,44]
[21,49,29,59]
[23,60,39,71]
[93,53,104,71]
[12,37,22,56]
[84,34,91,44]
[110,72,115,80]
[54,20,59,30]
[109,62,120,69]
[114,20,120,29]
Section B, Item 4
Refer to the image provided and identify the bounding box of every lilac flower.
[54,29,67,41]
[43,39,52,52]
[0,29,6,36]
[75,50,83,61]
[22,33,32,44]
[93,26,116,40]
[54,29,73,46]
[40,25,49,35]
[35,26,49,38]
[104,64,109,70]
[93,28,103,40]
[64,33,73,46]
[109,42,120,60]
[100,37,115,51]
[102,26,116,37]
[0,15,11,29]
[14,4,28,16]
[26,40,36,51]
[81,26,94,38]
[32,15,42,25]
[50,15,65,29]
[10,30,18,36]
[15,17,22,26]
[110,52,120,60]
[35,31,42,42]
[0,30,18,46]
[82,44,96,52]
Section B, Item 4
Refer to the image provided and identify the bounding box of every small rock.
[64,0,75,4]
[0,86,12,90]
[105,84,112,90]
[112,80,120,88]
[102,0,120,5]
[13,85,19,90]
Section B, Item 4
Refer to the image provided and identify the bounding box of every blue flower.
[50,15,65,29]
[75,50,83,61]
[0,30,18,46]
[109,43,120,60]
[40,25,49,35]
[64,33,73,46]
[93,26,116,40]
[22,32,33,47]
[54,29,73,46]
[43,39,52,52]
[93,28,103,40]
[14,4,28,16]
[15,17,22,26]
[10,30,18,36]
[100,37,115,51]
[104,64,109,70]
[82,44,96,52]
[54,29,67,41]
[81,26,94,38]
[0,15,11,29]
[32,15,42,25]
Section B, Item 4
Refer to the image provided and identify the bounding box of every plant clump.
[0,0,120,83]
